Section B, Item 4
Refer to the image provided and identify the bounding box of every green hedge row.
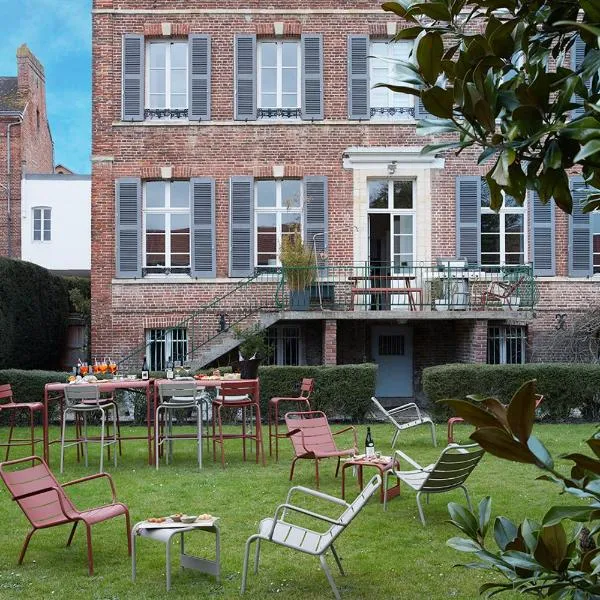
[0,258,70,370]
[0,363,378,425]
[422,363,600,421]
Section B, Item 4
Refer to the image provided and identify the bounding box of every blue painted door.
[372,325,413,397]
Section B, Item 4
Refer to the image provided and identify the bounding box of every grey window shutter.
[348,35,369,120]
[189,35,211,121]
[569,176,592,276]
[455,176,481,267]
[191,178,215,277]
[531,190,555,276]
[234,34,256,120]
[304,176,328,254]
[301,34,324,120]
[122,34,144,121]
[572,35,588,119]
[229,176,254,277]
[115,177,142,278]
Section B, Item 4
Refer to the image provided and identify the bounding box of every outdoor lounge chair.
[285,411,357,488]
[241,474,381,599]
[480,275,526,309]
[384,443,485,525]
[371,396,437,448]
[0,455,131,575]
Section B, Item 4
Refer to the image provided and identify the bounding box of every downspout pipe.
[6,117,22,258]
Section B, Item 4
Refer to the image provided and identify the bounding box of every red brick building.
[91,1,596,400]
[0,45,54,258]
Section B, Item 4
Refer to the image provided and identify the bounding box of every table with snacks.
[132,513,220,591]
[341,454,401,504]
[153,374,260,461]
[43,376,154,466]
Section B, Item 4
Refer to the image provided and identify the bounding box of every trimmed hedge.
[422,363,600,421]
[0,258,70,370]
[0,363,378,425]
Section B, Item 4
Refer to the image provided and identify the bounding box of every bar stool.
[60,384,119,473]
[156,382,203,470]
[0,383,44,460]
[212,383,265,468]
[268,378,314,461]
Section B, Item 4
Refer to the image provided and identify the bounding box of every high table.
[153,378,262,466]
[43,379,154,467]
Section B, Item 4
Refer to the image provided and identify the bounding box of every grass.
[0,422,595,599]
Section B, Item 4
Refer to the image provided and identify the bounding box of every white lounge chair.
[371,396,437,448]
[384,443,484,525]
[241,475,381,599]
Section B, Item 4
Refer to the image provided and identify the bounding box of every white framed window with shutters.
[145,40,188,119]
[143,181,191,275]
[32,207,51,242]
[257,40,301,118]
[487,325,526,364]
[369,40,414,119]
[255,179,303,268]
[146,328,188,371]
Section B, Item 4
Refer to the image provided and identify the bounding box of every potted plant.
[232,324,272,379]
[280,228,316,311]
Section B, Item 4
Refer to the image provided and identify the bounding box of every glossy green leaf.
[478,496,492,538]
[373,83,422,97]
[587,438,600,460]
[575,140,600,163]
[542,505,599,526]
[562,453,600,475]
[494,516,518,550]
[417,32,444,85]
[448,501,480,538]
[470,427,535,464]
[580,0,600,22]
[393,26,424,41]
[409,2,452,21]
[421,86,454,118]
[527,436,554,469]
[416,118,460,136]
[506,380,537,443]
[442,399,503,429]
[534,523,567,571]
[447,536,482,552]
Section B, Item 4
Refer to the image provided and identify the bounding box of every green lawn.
[0,422,594,599]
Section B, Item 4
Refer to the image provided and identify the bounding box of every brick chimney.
[16,44,45,95]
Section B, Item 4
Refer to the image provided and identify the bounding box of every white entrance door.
[371,325,413,398]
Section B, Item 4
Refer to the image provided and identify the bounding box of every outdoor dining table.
[43,379,154,467]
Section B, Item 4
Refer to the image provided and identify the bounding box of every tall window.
[146,41,188,119]
[266,325,303,365]
[255,179,302,267]
[257,41,301,118]
[368,179,415,268]
[32,207,51,242]
[143,181,190,274]
[146,328,188,370]
[369,41,414,118]
[481,186,526,266]
[593,213,600,274]
[487,325,526,364]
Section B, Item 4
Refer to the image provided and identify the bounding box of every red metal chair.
[285,411,357,488]
[212,383,265,468]
[0,455,131,575]
[447,394,544,444]
[480,275,526,310]
[268,378,314,461]
[0,383,44,460]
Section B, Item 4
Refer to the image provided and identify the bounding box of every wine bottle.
[365,426,375,458]
[165,356,174,379]
[141,356,149,380]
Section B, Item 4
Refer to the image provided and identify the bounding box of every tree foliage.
[381,0,600,212]
[443,380,600,598]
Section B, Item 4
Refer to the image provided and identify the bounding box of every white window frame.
[32,206,51,242]
[146,328,188,371]
[144,40,188,117]
[592,213,600,275]
[142,181,191,274]
[266,324,304,366]
[254,179,303,268]
[369,40,414,119]
[487,325,526,364]
[480,194,528,267]
[257,40,301,111]
[367,179,416,270]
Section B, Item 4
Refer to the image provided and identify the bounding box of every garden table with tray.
[341,454,401,504]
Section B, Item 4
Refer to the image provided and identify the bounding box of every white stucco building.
[21,173,91,274]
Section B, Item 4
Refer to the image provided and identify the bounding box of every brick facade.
[91,1,594,394]
[0,45,53,257]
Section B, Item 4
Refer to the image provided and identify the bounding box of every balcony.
[272,262,539,317]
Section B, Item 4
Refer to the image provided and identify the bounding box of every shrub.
[63,276,91,318]
[0,258,70,370]
[422,363,600,421]
[257,363,378,421]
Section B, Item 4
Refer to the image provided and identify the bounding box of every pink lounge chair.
[0,455,131,575]
[285,411,357,488]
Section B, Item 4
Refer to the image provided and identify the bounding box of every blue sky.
[0,0,92,174]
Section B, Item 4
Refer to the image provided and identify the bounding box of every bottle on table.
[365,426,375,458]
[141,356,149,380]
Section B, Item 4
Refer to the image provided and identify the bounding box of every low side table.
[341,456,400,504]
[132,518,220,591]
